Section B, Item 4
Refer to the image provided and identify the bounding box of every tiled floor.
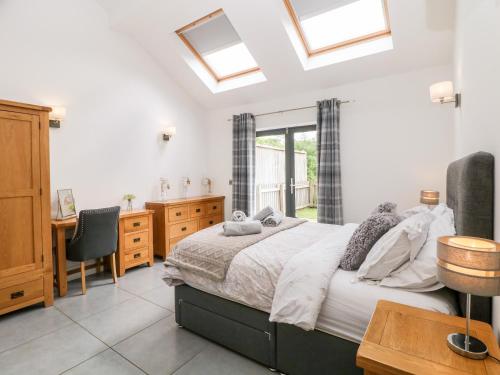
[0,260,273,375]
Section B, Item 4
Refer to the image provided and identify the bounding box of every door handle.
[290,178,295,195]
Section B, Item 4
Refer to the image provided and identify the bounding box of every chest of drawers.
[116,210,154,276]
[146,195,225,260]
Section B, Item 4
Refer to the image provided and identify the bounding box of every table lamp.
[437,236,500,359]
[420,190,439,206]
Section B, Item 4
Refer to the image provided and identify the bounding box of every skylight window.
[284,0,391,56]
[176,9,261,82]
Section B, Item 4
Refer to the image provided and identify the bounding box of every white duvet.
[269,224,358,330]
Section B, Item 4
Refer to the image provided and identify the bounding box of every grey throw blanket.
[223,220,262,236]
[167,217,306,281]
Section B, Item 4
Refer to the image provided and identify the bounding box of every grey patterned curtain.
[317,99,343,224]
[232,113,256,216]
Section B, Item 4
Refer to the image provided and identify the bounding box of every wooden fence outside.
[255,144,316,211]
[256,181,317,212]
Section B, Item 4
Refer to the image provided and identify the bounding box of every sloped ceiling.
[97,0,455,109]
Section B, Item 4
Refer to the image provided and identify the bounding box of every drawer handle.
[196,208,201,213]
[134,253,141,259]
[133,222,141,227]
[176,212,182,216]
[133,238,141,243]
[181,226,187,231]
[209,220,214,225]
[212,206,217,210]
[11,291,24,300]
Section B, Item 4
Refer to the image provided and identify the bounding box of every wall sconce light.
[430,81,461,108]
[49,106,67,128]
[162,127,176,141]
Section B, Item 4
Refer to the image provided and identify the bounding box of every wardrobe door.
[0,110,43,279]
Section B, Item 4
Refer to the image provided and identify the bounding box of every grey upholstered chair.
[67,206,120,294]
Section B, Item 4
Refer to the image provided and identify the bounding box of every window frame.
[176,9,261,82]
[283,0,391,57]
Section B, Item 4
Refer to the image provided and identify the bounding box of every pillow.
[357,211,434,280]
[340,212,400,271]
[371,202,397,214]
[400,205,431,219]
[379,204,455,291]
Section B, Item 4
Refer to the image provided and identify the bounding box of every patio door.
[256,125,317,220]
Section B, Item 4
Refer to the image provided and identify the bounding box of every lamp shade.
[50,106,67,120]
[437,236,500,297]
[420,190,439,205]
[430,81,455,103]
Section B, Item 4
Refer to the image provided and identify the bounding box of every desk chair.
[67,206,120,294]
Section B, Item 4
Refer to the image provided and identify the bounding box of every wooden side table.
[356,300,500,375]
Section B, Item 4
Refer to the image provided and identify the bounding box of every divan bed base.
[175,285,362,375]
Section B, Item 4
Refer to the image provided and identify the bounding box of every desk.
[51,209,154,297]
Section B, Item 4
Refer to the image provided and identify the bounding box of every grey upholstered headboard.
[447,151,494,324]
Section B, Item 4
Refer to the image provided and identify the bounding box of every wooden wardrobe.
[0,99,53,315]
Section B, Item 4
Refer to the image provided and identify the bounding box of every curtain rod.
[226,100,355,122]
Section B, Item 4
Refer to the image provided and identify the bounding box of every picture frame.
[56,189,76,220]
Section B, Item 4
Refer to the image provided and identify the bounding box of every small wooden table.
[356,300,500,375]
[51,209,154,297]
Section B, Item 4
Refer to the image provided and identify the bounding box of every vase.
[127,199,133,211]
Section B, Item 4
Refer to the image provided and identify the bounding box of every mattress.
[167,221,458,343]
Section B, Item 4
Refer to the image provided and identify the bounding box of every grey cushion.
[340,212,401,271]
[371,201,397,214]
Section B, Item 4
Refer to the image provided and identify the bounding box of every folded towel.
[231,210,247,222]
[223,220,262,236]
[253,206,275,222]
[262,211,284,227]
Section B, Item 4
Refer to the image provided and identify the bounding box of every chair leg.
[80,262,86,295]
[96,257,101,273]
[111,253,118,284]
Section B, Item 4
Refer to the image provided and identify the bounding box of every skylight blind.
[290,0,358,20]
[183,14,241,55]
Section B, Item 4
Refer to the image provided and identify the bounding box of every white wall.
[207,66,455,222]
[454,0,500,341]
[0,0,208,214]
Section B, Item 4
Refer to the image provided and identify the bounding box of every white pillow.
[400,205,431,219]
[379,204,456,291]
[357,211,434,281]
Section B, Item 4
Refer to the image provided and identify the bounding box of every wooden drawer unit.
[206,201,223,215]
[124,247,150,266]
[199,215,223,230]
[124,230,149,250]
[0,277,44,313]
[146,195,225,260]
[170,220,198,239]
[189,203,206,218]
[168,206,188,222]
[117,210,154,277]
[123,215,149,233]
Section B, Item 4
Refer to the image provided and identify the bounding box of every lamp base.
[447,333,488,360]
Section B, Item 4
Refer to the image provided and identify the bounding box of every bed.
[166,151,494,375]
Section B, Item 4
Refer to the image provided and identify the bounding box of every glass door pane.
[293,129,317,221]
[255,133,288,215]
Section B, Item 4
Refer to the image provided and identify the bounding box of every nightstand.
[356,300,500,375]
